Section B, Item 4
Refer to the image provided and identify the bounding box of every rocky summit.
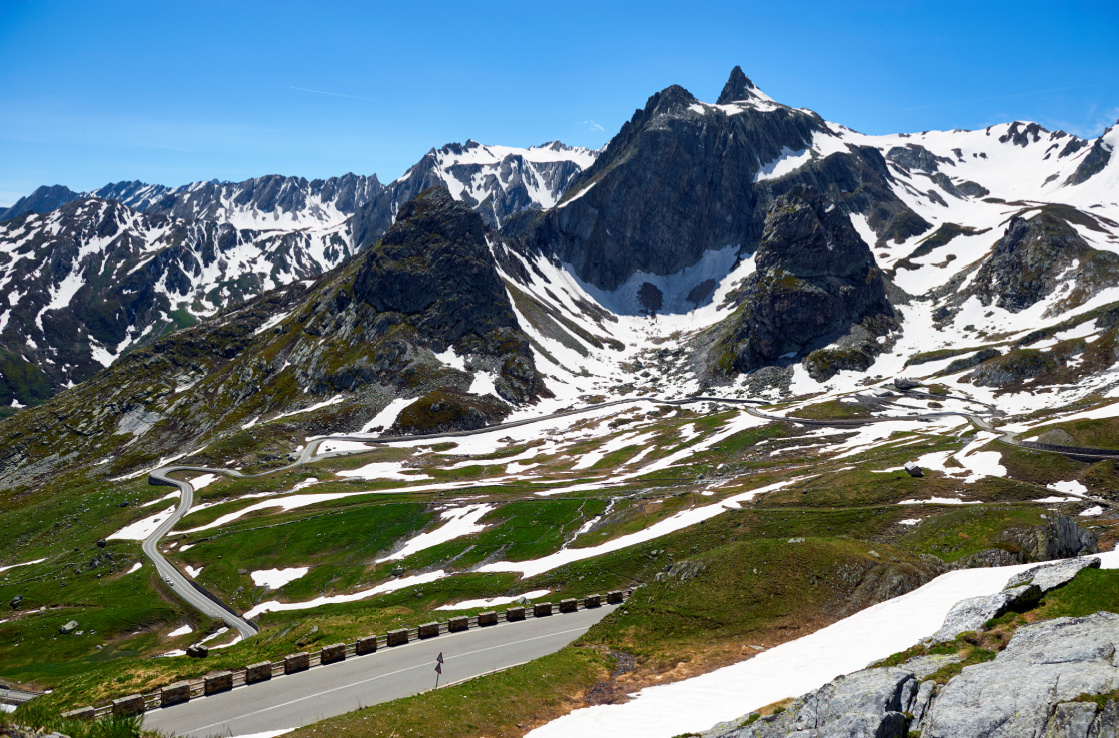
[1,65,1118,738]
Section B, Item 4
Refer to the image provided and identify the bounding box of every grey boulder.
[929,584,1040,643]
[1005,555,1101,593]
[715,667,920,737]
[922,612,1119,738]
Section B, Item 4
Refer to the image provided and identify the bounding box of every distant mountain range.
[0,141,598,409]
[1,65,1117,488]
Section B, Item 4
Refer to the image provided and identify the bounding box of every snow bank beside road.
[529,551,1119,738]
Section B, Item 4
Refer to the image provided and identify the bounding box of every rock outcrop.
[963,209,1119,314]
[1065,127,1114,185]
[929,584,1041,643]
[712,611,1119,738]
[706,189,896,377]
[924,613,1119,737]
[708,560,1118,738]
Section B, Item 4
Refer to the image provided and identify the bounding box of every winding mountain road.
[142,388,1117,637]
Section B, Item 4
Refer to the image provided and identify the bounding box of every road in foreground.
[143,604,617,738]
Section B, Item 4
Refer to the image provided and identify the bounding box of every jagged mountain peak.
[716,65,764,105]
[0,184,82,222]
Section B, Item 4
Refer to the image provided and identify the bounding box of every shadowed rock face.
[356,188,516,344]
[352,187,544,403]
[527,67,928,293]
[964,209,1119,313]
[1065,126,1113,185]
[708,189,895,375]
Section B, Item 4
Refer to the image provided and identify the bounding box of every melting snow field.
[377,504,494,563]
[244,570,447,619]
[166,624,193,638]
[479,479,797,578]
[0,557,46,574]
[529,551,1119,738]
[434,589,552,611]
[107,505,176,541]
[250,567,309,589]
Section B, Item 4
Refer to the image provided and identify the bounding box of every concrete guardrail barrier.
[112,694,145,718]
[607,590,624,604]
[61,707,95,721]
[478,610,498,626]
[204,671,233,696]
[584,594,601,608]
[356,635,378,655]
[534,602,553,617]
[449,616,469,632]
[505,606,526,622]
[160,681,191,707]
[387,628,409,646]
[418,622,440,639]
[284,653,310,674]
[245,661,272,684]
[560,598,577,613]
[320,643,346,664]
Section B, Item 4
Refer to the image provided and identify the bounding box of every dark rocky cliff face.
[1065,126,1113,185]
[351,187,543,402]
[963,208,1119,314]
[706,189,896,377]
[526,67,928,293]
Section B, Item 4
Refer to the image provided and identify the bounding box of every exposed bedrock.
[704,188,897,379]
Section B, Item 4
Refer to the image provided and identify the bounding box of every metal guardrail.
[68,590,632,720]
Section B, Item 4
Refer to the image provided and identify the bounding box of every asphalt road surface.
[144,468,258,639]
[144,604,617,737]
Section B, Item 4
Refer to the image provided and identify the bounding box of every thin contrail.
[901,81,1119,112]
[290,86,376,102]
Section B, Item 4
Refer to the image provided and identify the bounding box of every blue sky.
[1,0,1117,205]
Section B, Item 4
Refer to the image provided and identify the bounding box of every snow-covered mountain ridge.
[0,141,597,409]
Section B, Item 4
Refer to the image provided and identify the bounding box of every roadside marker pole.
[434,652,444,688]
